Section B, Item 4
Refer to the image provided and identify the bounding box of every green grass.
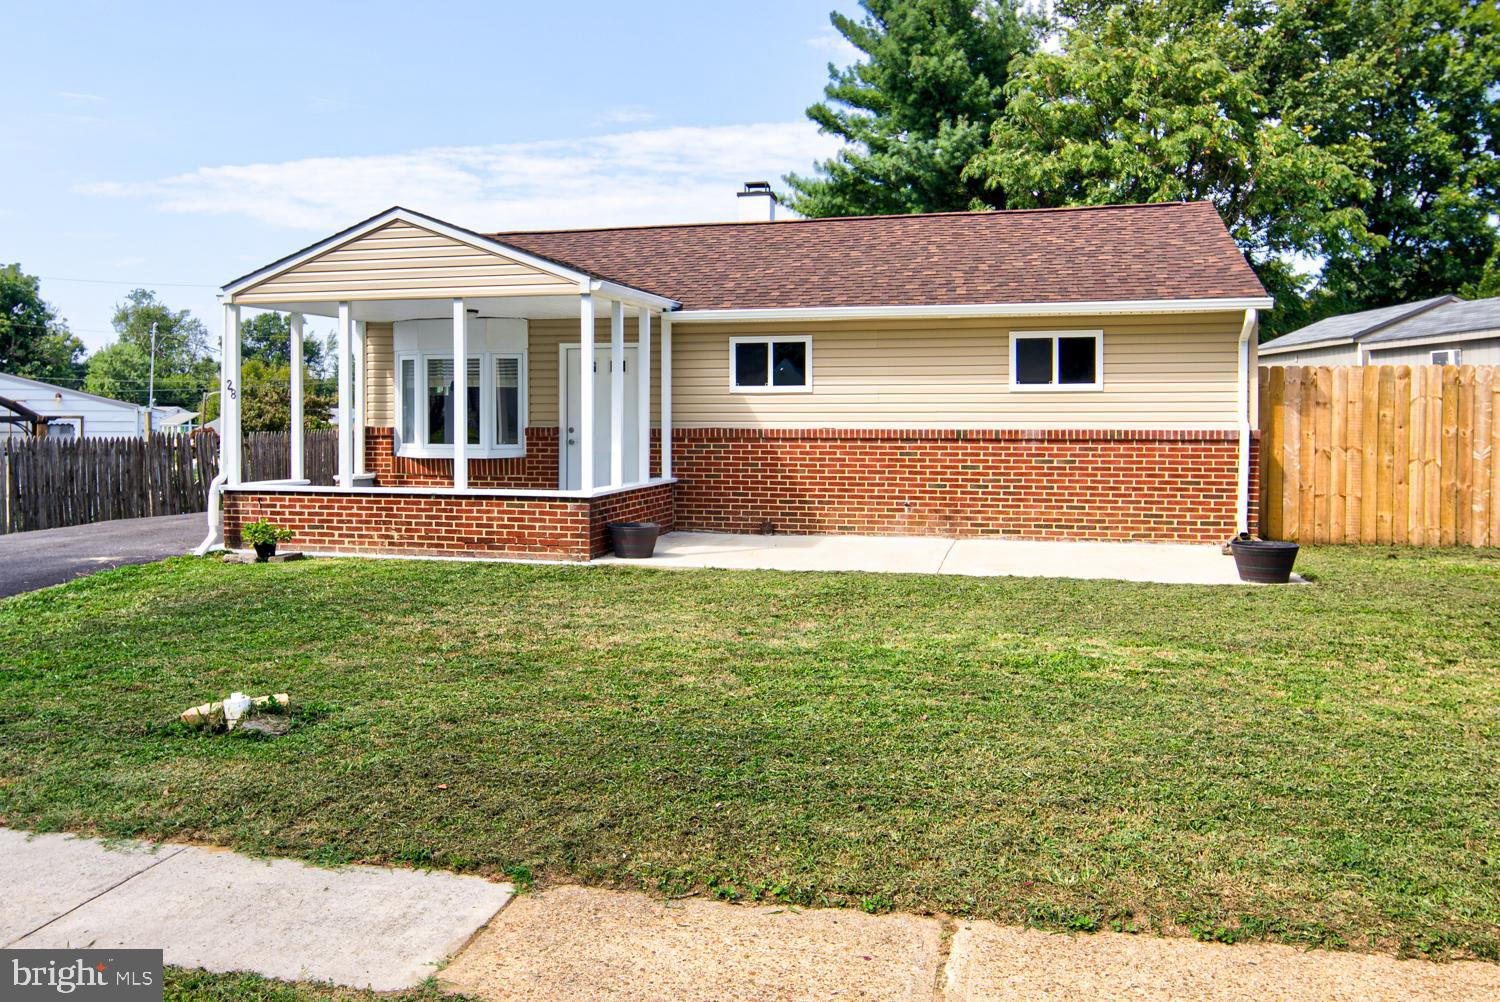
[1,548,1497,960]
[164,969,472,1002]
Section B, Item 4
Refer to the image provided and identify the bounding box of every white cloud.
[594,105,656,126]
[77,122,841,231]
[806,27,862,65]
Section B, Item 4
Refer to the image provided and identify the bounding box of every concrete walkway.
[0,513,205,597]
[598,531,1295,586]
[0,829,512,990]
[5,830,1495,1000]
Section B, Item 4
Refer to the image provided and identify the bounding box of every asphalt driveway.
[0,513,204,598]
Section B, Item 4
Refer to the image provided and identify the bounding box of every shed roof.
[1258,296,1458,354]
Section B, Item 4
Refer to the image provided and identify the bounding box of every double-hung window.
[396,350,527,458]
[1009,330,1103,391]
[730,335,812,392]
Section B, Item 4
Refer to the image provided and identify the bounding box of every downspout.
[1236,307,1257,536]
[194,470,227,555]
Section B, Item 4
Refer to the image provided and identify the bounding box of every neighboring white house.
[0,371,186,441]
[1259,294,1500,366]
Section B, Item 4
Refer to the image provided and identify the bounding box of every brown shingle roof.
[494,202,1266,312]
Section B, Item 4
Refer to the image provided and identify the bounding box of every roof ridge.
[493,200,1211,238]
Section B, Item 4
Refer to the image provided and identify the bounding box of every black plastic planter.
[1230,538,1299,583]
[253,542,278,562]
[608,521,660,559]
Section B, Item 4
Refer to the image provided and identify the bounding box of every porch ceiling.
[238,293,593,323]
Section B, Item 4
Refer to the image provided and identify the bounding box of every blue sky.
[2,1,860,355]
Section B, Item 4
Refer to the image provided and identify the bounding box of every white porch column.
[289,312,304,481]
[637,307,651,482]
[336,301,354,486]
[452,298,468,491]
[222,304,242,486]
[660,312,672,479]
[579,292,596,493]
[353,319,367,476]
[610,299,625,488]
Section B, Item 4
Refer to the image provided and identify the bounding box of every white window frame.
[1430,348,1461,366]
[729,335,813,393]
[1008,330,1104,392]
[394,349,528,459]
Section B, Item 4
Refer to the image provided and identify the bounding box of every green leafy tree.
[1460,250,1500,300]
[241,312,328,373]
[234,357,336,432]
[0,264,85,383]
[784,0,1043,216]
[84,289,217,410]
[1047,0,1500,327]
[965,9,1374,335]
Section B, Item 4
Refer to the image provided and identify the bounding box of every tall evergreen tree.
[784,0,1043,217]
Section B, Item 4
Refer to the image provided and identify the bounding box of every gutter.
[1237,308,1257,536]
[669,297,1273,323]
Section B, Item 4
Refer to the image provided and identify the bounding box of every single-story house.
[212,202,1271,561]
[0,371,181,441]
[1258,294,1500,366]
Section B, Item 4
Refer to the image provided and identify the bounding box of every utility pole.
[147,320,159,410]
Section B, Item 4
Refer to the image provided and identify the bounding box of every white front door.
[562,345,640,490]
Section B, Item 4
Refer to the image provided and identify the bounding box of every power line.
[38,275,220,289]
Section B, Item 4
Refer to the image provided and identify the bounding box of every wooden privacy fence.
[0,429,339,535]
[1259,365,1500,546]
[0,433,220,535]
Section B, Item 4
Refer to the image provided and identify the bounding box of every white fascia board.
[222,207,662,310]
[1364,327,1500,352]
[589,279,679,311]
[669,297,1273,323]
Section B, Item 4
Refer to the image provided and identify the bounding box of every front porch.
[212,208,681,560]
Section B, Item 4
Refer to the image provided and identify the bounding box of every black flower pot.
[608,521,660,559]
[253,542,278,562]
[1230,539,1299,583]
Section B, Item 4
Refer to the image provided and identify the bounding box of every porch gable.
[231,217,582,305]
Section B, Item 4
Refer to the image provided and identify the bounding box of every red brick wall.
[670,428,1249,544]
[589,482,675,557]
[365,426,560,490]
[224,482,677,562]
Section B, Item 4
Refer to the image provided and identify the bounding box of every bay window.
[395,350,526,458]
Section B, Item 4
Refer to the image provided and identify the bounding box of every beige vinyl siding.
[1368,336,1500,367]
[234,220,578,305]
[1257,342,1360,366]
[364,323,394,427]
[668,312,1245,429]
[527,318,663,427]
[361,311,1245,432]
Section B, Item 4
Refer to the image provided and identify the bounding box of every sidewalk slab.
[0,829,181,944]
[440,885,943,1002]
[943,920,1500,1001]
[8,838,513,990]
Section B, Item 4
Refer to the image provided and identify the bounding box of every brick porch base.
[223,482,675,562]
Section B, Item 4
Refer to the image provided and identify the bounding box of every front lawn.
[1,549,1496,959]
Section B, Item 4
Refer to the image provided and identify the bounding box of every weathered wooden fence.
[0,429,339,535]
[243,429,337,486]
[0,433,219,534]
[1259,365,1500,546]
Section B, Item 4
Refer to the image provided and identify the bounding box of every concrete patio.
[598,531,1298,585]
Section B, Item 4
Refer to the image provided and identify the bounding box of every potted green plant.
[242,519,294,562]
